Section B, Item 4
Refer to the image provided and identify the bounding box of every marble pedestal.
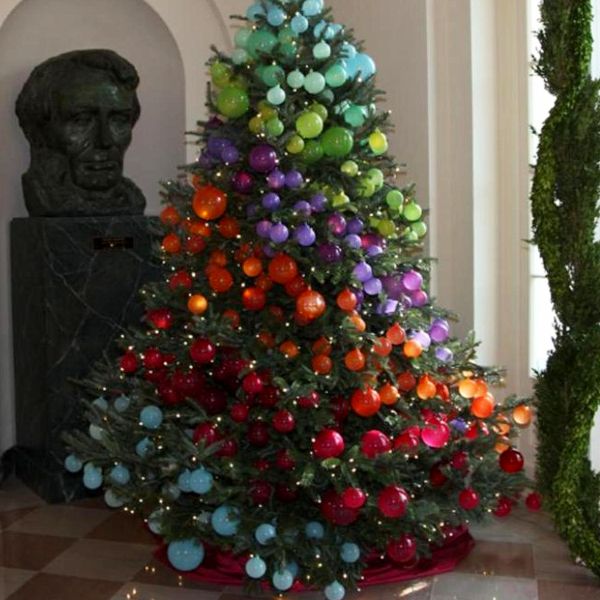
[7,216,160,502]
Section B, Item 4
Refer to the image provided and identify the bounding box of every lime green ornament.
[211,62,232,88]
[369,129,389,155]
[266,118,285,137]
[287,70,305,89]
[332,191,350,207]
[378,219,397,237]
[217,86,250,118]
[262,65,285,87]
[296,112,324,139]
[326,64,348,88]
[234,28,252,49]
[404,230,419,242]
[386,189,404,209]
[411,221,428,238]
[322,127,354,158]
[249,116,265,134]
[368,168,384,189]
[302,140,324,163]
[403,202,422,222]
[358,177,376,198]
[267,85,286,105]
[304,71,326,95]
[341,160,359,177]
[229,76,248,90]
[286,135,305,154]
[258,103,278,120]
[369,216,381,228]
[247,29,278,58]
[313,41,331,60]
[310,102,328,122]
[344,105,367,128]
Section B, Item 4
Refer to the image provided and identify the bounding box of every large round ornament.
[313,429,345,458]
[499,448,524,473]
[193,185,227,220]
[249,144,278,173]
[326,63,348,87]
[246,29,278,58]
[211,505,240,536]
[296,111,324,139]
[216,86,249,119]
[167,539,205,571]
[269,254,298,284]
[458,488,480,510]
[321,489,360,525]
[245,556,267,579]
[322,127,354,158]
[351,387,381,417]
[377,485,409,518]
[296,289,326,320]
[360,430,391,458]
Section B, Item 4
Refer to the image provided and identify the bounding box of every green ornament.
[386,189,404,209]
[296,111,324,139]
[234,28,252,49]
[326,64,348,88]
[369,216,381,228]
[216,86,250,118]
[318,89,335,105]
[302,140,324,163]
[232,49,249,65]
[267,85,286,105]
[358,177,376,198]
[344,105,367,128]
[258,103,278,120]
[404,230,419,242]
[411,221,428,238]
[262,65,285,87]
[247,29,278,59]
[368,168,384,189]
[278,25,297,45]
[287,70,305,89]
[266,118,285,137]
[211,62,232,88]
[378,219,397,237]
[286,134,305,154]
[310,102,328,122]
[321,127,354,158]
[279,42,297,60]
[332,191,350,207]
[369,129,389,155]
[341,160,359,177]
[403,202,423,222]
[249,115,265,134]
[313,41,331,60]
[304,71,326,95]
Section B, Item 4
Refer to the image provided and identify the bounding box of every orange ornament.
[380,383,400,405]
[416,375,437,400]
[473,379,488,397]
[296,290,326,320]
[373,337,392,357]
[386,323,406,345]
[162,233,181,254]
[312,354,333,374]
[208,268,233,293]
[403,339,423,358]
[494,415,511,436]
[336,288,357,311]
[471,393,495,419]
[242,287,267,311]
[256,273,274,291]
[348,311,366,332]
[218,216,240,239]
[185,235,206,254]
[258,331,276,347]
[209,249,228,267]
[160,205,181,226]
[344,348,366,371]
[458,378,477,399]
[223,309,240,328]
[187,294,208,315]
[280,341,299,358]
[188,220,212,238]
[268,254,298,284]
[312,337,332,356]
[351,387,381,417]
[243,257,263,277]
[512,404,532,427]
[495,436,511,454]
[193,185,228,220]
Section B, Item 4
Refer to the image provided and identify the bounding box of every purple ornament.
[267,169,286,190]
[232,171,254,194]
[364,277,383,296]
[345,234,362,249]
[207,116,224,129]
[382,275,405,300]
[362,233,385,250]
[411,330,431,349]
[328,213,347,236]
[246,203,259,218]
[367,245,383,257]
[435,347,453,363]
[207,137,229,158]
[293,201,312,216]
[402,270,423,292]
[411,290,429,307]
[400,294,413,309]
[256,220,273,238]
[347,217,364,234]
[270,223,290,243]
[249,144,278,173]
[318,243,343,263]
[263,244,276,258]
[376,299,399,315]
[221,145,240,164]
[262,192,281,211]
[429,323,449,343]
[353,261,373,283]
[450,418,467,433]
[198,151,214,169]
[352,288,365,305]
[285,170,304,189]
[294,224,316,246]
[310,193,328,212]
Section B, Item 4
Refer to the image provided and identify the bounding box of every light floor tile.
[455,540,535,579]
[431,572,538,600]
[533,538,598,585]
[111,582,221,600]
[0,566,35,597]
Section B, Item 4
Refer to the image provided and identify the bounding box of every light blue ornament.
[341,42,357,59]
[255,523,277,544]
[287,69,305,89]
[148,509,164,534]
[328,23,343,37]
[89,424,104,441]
[190,468,213,494]
[267,85,286,105]
[92,396,108,411]
[291,13,309,34]
[140,405,163,430]
[272,569,294,591]
[83,466,103,490]
[167,539,205,572]
[285,561,300,578]
[109,464,131,486]
[347,53,376,80]
[313,20,327,39]
[235,27,252,48]
[114,394,130,412]
[232,48,249,65]
[325,581,346,600]
[267,6,286,27]
[343,105,367,128]
[178,469,192,492]
[302,0,322,17]
[313,41,331,60]
[64,454,82,473]
[211,505,240,537]
[245,555,267,579]
[104,489,125,508]
[246,3,266,20]
[340,542,360,563]
[136,437,154,458]
[304,71,326,94]
[325,64,348,88]
[305,521,325,539]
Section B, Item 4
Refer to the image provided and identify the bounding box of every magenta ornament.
[411,290,429,307]
[232,171,254,194]
[402,270,423,292]
[318,243,343,263]
[328,213,347,236]
[421,421,450,448]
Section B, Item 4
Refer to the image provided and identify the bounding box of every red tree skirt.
[155,526,474,590]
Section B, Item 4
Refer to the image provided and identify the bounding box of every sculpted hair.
[16,49,141,144]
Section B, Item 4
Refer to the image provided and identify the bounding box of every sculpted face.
[47,69,136,192]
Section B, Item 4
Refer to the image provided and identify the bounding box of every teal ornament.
[83,465,103,490]
[92,396,108,411]
[262,65,285,87]
[343,104,367,128]
[247,29,278,59]
[64,454,82,473]
[114,394,130,412]
[234,27,252,48]
[286,561,299,577]
[190,468,213,494]
[245,556,267,578]
[348,53,376,80]
[325,581,346,600]
[162,483,181,501]
[104,489,125,508]
[232,48,249,65]
[272,569,294,591]
[167,539,205,572]
[313,41,331,60]
[89,424,104,441]
[279,26,297,44]
[328,23,343,37]
[341,42,357,59]
[279,42,297,60]
[109,464,130,486]
[255,523,277,544]
[135,437,154,457]
[211,505,240,536]
[319,89,335,104]
[325,64,348,88]
[291,13,309,34]
[267,6,286,27]
[178,469,192,492]
[246,3,266,20]
[267,85,286,105]
[148,509,164,534]
[305,521,325,539]
[287,69,305,89]
[340,542,360,563]
[302,0,322,17]
[304,71,326,94]
[313,20,327,38]
[140,405,163,430]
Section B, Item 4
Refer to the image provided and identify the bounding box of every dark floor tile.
[0,531,73,570]
[85,510,156,545]
[6,573,121,600]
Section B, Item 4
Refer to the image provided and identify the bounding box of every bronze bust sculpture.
[16,49,145,217]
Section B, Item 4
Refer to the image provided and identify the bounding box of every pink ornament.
[420,421,450,448]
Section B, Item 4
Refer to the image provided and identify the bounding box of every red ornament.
[242,287,267,311]
[321,489,360,525]
[296,289,326,320]
[493,496,512,517]
[313,429,345,459]
[120,351,138,373]
[193,422,220,446]
[526,491,542,511]
[276,483,298,503]
[330,396,350,421]
[499,448,524,473]
[248,421,270,447]
[157,380,182,406]
[275,449,296,471]
[458,488,480,510]
[394,429,420,452]
[192,184,228,220]
[147,308,173,330]
[386,533,417,563]
[342,487,366,509]
[298,391,320,409]
[189,338,216,364]
[169,270,193,291]
[250,480,273,505]
[360,430,392,458]
[254,458,271,472]
[243,372,264,395]
[450,451,469,471]
[171,370,204,398]
[397,371,417,393]
[198,387,227,415]
[258,386,279,407]
[143,347,163,369]
[216,438,238,457]
[351,387,381,417]
[268,253,298,284]
[272,410,296,433]
[378,485,409,518]
[429,464,448,487]
[230,403,250,422]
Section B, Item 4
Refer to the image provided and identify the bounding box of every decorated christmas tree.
[64,1,536,597]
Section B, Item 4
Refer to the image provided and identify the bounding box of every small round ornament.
[513,404,532,427]
[304,71,326,94]
[321,489,360,525]
[305,521,325,539]
[193,185,227,220]
[296,111,324,139]
[216,86,249,119]
[494,496,513,518]
[245,555,267,578]
[326,63,348,87]
[65,454,82,473]
[269,254,298,284]
[140,406,163,430]
[340,542,360,563]
[247,29,278,58]
[325,582,346,600]
[342,487,366,509]
[287,69,305,88]
[351,387,381,417]
[313,429,345,458]
[267,85,286,106]
[459,488,480,510]
[526,491,542,511]
[499,448,524,473]
[368,129,388,154]
[313,40,332,60]
[296,289,326,320]
[211,505,240,536]
[255,523,277,544]
[291,13,309,33]
[387,534,417,564]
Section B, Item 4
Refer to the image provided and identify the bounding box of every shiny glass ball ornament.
[344,104,367,128]
[325,63,348,88]
[255,523,277,544]
[368,168,384,188]
[459,488,480,510]
[135,437,154,457]
[245,556,267,578]
[305,521,325,539]
[302,140,324,163]
[231,48,249,65]
[340,542,360,563]
[304,71,326,94]
[499,448,524,473]
[513,404,532,426]
[267,85,286,105]
[387,534,417,564]
[246,3,266,20]
[278,25,296,44]
[109,464,130,485]
[347,52,376,80]
[377,485,410,518]
[210,61,232,87]
[267,5,286,26]
[386,189,404,209]
[262,65,285,87]
[140,406,163,430]
[286,134,305,154]
[247,29,279,59]
[249,144,278,172]
[272,569,294,591]
[167,539,205,572]
[313,428,345,458]
[341,160,359,176]
[211,505,240,536]
[369,129,389,154]
[295,224,316,246]
[279,41,297,60]
[262,192,281,211]
[177,469,192,492]
[351,387,381,417]
[287,69,305,89]
[270,223,289,243]
[325,581,346,600]
[404,202,423,221]
[378,219,396,237]
[310,102,328,121]
[322,127,354,157]
[412,221,428,238]
[265,117,285,137]
[248,115,265,134]
[64,454,82,473]
[83,465,103,490]
[190,468,214,494]
[234,27,252,49]
[216,86,249,119]
[302,0,322,17]
[296,111,324,138]
[353,261,373,282]
[296,289,326,319]
[313,40,332,60]
[291,13,309,34]
[341,42,357,59]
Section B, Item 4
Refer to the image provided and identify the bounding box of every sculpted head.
[16,49,145,217]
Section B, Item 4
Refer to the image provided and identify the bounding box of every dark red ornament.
[386,533,417,563]
[298,391,320,409]
[230,403,250,422]
[258,386,279,407]
[198,387,227,415]
[275,449,296,471]
[193,422,220,446]
[378,485,409,518]
[397,371,417,392]
[272,410,296,433]
[120,351,138,373]
[313,429,345,459]
[342,487,366,509]
[330,396,350,421]
[360,430,391,458]
[254,459,271,472]
[190,338,217,364]
[157,380,182,406]
[429,464,448,487]
[525,491,542,511]
[216,438,238,457]
[394,430,420,453]
[250,480,273,505]
[320,489,360,525]
[458,488,480,510]
[147,308,173,330]
[172,370,204,398]
[143,347,163,369]
[243,372,264,395]
[493,496,512,517]
[276,483,298,502]
[499,448,524,473]
[169,270,193,291]
[248,421,270,447]
[450,451,469,471]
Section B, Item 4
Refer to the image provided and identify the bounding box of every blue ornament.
[148,509,164,534]
[267,6,286,26]
[104,489,125,508]
[291,14,309,34]
[340,542,360,563]
[255,523,277,544]
[89,424,104,441]
[272,569,294,591]
[325,581,346,600]
[211,505,240,536]
[177,469,193,492]
[83,465,103,490]
[302,0,322,17]
[140,406,163,430]
[305,521,325,539]
[167,539,205,572]
[234,27,252,49]
[245,555,267,578]
[246,3,266,20]
[285,560,300,577]
[109,464,131,486]
[135,437,154,458]
[64,454,82,473]
[92,396,108,411]
[341,42,357,59]
[347,53,376,80]
[114,394,130,412]
[190,468,213,494]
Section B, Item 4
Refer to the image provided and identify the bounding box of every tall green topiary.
[532,0,600,575]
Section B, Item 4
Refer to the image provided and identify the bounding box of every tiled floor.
[0,477,597,599]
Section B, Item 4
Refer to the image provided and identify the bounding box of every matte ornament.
[272,569,294,591]
[267,85,286,106]
[326,63,348,88]
[140,406,163,430]
[325,581,346,600]
[211,505,240,536]
[255,523,277,544]
[378,485,409,518]
[167,539,205,571]
[499,448,524,473]
[321,489,360,525]
[526,491,542,511]
[322,127,354,158]
[287,69,305,88]
[304,71,326,94]
[340,542,360,563]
